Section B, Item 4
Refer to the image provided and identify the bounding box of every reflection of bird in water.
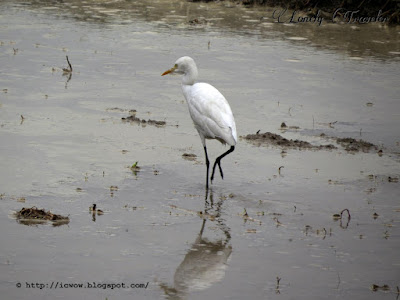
[160,193,231,300]
[162,56,237,189]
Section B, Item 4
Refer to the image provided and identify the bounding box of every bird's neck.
[182,67,198,86]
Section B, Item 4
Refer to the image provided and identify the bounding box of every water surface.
[0,1,399,299]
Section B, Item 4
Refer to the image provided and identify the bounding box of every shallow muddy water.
[0,1,399,299]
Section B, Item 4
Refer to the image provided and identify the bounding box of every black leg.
[199,218,206,237]
[211,146,235,183]
[204,146,210,189]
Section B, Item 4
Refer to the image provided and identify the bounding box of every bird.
[162,56,237,189]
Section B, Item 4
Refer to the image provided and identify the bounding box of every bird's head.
[162,56,197,76]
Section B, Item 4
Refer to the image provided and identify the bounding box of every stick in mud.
[340,209,351,229]
[340,208,351,220]
[276,276,281,294]
[66,55,72,72]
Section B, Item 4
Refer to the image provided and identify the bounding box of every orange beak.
[161,66,176,76]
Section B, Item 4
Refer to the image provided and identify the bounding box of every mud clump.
[147,119,167,126]
[336,137,377,152]
[121,113,166,127]
[243,131,380,153]
[370,284,390,292]
[182,153,197,161]
[188,18,208,25]
[280,122,299,130]
[242,131,336,150]
[15,206,70,226]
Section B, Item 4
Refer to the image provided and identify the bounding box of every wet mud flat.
[242,131,380,153]
[335,137,378,152]
[243,131,337,150]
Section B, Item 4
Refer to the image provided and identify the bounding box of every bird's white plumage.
[182,82,237,146]
[164,56,237,147]
[162,56,236,186]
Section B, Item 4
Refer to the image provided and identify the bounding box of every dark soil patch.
[15,206,70,226]
[280,122,300,130]
[189,18,208,25]
[336,137,378,152]
[243,131,380,153]
[182,153,197,161]
[121,112,166,127]
[242,131,336,150]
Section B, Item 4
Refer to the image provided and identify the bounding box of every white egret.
[162,56,237,188]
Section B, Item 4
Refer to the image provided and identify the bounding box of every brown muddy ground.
[242,131,337,150]
[14,206,70,226]
[242,130,380,153]
[121,110,167,127]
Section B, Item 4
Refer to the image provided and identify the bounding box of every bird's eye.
[174,64,178,68]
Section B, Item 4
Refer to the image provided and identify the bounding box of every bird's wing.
[187,83,237,145]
